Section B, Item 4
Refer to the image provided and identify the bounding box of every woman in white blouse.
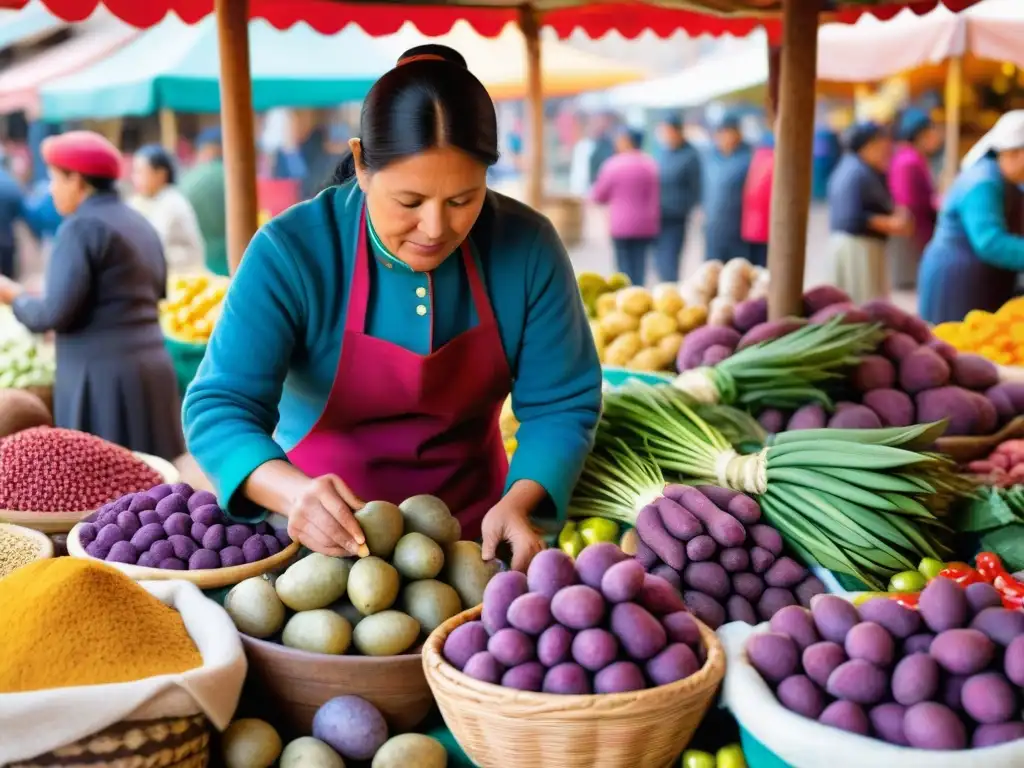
[129,145,205,274]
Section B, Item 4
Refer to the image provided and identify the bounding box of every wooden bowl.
[0,452,179,534]
[240,633,434,735]
[937,415,1024,465]
[66,523,300,589]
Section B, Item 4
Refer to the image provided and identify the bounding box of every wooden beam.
[216,0,259,275]
[766,0,819,320]
[941,55,963,191]
[518,5,544,210]
[159,108,178,152]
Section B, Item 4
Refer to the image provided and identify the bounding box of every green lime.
[716,744,748,768]
[579,517,619,545]
[681,750,716,768]
[918,557,945,581]
[888,570,927,593]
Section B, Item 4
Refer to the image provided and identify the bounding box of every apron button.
[416,305,428,316]
[416,286,427,298]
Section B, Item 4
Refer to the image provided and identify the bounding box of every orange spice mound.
[0,558,202,693]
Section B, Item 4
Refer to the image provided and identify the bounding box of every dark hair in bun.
[330,43,498,185]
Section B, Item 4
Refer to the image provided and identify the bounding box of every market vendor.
[919,111,1024,324]
[183,45,603,570]
[0,131,185,460]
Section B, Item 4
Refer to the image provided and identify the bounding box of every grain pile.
[0,527,41,578]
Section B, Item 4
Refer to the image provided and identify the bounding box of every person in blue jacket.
[701,112,753,263]
[183,44,603,571]
[919,111,1024,324]
[654,115,702,281]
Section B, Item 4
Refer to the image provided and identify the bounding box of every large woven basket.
[423,606,725,768]
[8,714,210,768]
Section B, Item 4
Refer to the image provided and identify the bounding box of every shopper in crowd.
[653,115,701,282]
[888,108,942,290]
[0,131,184,459]
[183,45,600,568]
[588,113,617,186]
[129,144,205,274]
[702,112,752,263]
[0,158,26,278]
[919,111,1024,323]
[180,128,227,276]
[591,127,660,286]
[741,126,775,268]
[827,122,912,304]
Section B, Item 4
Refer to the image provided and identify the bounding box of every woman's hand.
[285,474,367,557]
[481,497,545,573]
[0,276,23,305]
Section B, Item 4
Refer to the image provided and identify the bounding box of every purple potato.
[85,541,111,559]
[758,409,786,434]
[857,598,920,639]
[253,521,271,536]
[634,540,659,570]
[810,595,860,644]
[219,546,245,568]
[683,562,730,600]
[507,593,553,636]
[527,548,578,598]
[138,509,161,527]
[802,641,848,688]
[826,659,888,705]
[128,494,157,513]
[930,628,995,675]
[961,672,1017,724]
[77,523,98,547]
[903,632,934,654]
[661,611,701,645]
[891,653,940,706]
[777,674,825,719]
[726,495,761,525]
[750,547,775,574]
[636,504,686,570]
[683,591,725,630]
[202,524,227,551]
[96,523,125,550]
[685,535,716,562]
[903,702,966,750]
[158,557,186,570]
[443,621,490,670]
[163,512,191,538]
[650,564,682,592]
[464,651,505,684]
[261,533,282,556]
[610,602,667,660]
[787,403,827,431]
[719,548,749,573]
[550,585,605,630]
[543,662,591,695]
[869,703,909,746]
[190,504,223,527]
[241,534,270,563]
[918,576,968,633]
[748,525,783,556]
[1005,635,1024,686]
[169,482,194,499]
[970,607,1024,646]
[501,662,545,692]
[732,573,765,603]
[942,674,968,710]
[147,484,174,501]
[793,575,825,607]
[571,628,619,671]
[746,632,799,683]
[482,571,529,634]
[488,628,536,667]
[312,695,388,761]
[106,540,138,564]
[726,595,757,624]
[155,494,188,522]
[137,551,157,568]
[593,661,645,693]
[189,548,220,570]
[149,539,175,562]
[187,490,218,513]
[95,510,118,529]
[601,559,646,603]
[275,527,291,547]
[130,522,165,552]
[764,558,808,589]
[116,511,141,538]
[769,605,819,650]
[226,524,252,548]
[655,496,703,540]
[965,582,1003,615]
[818,701,869,736]
[168,534,199,561]
[537,624,574,667]
[972,722,1024,748]
[646,643,700,686]
[844,621,895,667]
[757,587,797,621]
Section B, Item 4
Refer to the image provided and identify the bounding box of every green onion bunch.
[675,317,884,410]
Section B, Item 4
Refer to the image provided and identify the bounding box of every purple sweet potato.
[635,539,659,570]
[737,318,808,351]
[655,496,702,541]
[828,404,882,430]
[787,403,827,431]
[926,338,958,363]
[683,591,726,629]
[902,315,934,344]
[916,386,983,436]
[701,344,734,367]
[664,485,745,547]
[862,389,915,428]
[636,503,686,570]
[952,353,1000,391]
[899,347,951,393]
[803,285,851,316]
[881,331,919,361]
[677,326,742,371]
[986,383,1024,423]
[860,299,911,331]
[851,355,896,392]
[968,391,998,435]
[696,486,760,524]
[808,302,870,325]
[733,297,768,333]
[758,408,787,434]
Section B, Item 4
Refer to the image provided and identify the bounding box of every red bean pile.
[0,427,163,512]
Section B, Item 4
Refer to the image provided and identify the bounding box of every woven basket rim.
[423,605,725,715]
[240,631,425,667]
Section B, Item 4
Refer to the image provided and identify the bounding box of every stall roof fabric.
[0,3,63,48]
[0,13,136,116]
[0,0,984,40]
[39,15,403,119]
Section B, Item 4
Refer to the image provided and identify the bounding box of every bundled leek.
[583,383,972,590]
[568,431,665,525]
[674,318,884,410]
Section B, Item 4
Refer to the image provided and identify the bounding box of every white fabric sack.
[0,579,247,765]
[719,621,1024,768]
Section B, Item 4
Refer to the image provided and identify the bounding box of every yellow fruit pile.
[933,297,1024,367]
[592,285,705,371]
[160,274,229,345]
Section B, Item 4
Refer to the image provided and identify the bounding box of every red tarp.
[0,0,984,40]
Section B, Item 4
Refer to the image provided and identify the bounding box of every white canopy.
[817,0,1024,83]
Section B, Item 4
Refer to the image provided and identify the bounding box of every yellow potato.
[638,311,678,346]
[604,332,642,366]
[658,332,684,360]
[652,284,685,316]
[599,310,641,338]
[615,286,654,317]
[677,305,708,332]
[629,347,671,371]
[595,292,618,318]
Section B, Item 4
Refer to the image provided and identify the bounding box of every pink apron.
[287,208,511,540]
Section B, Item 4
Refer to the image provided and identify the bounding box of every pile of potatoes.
[224,495,499,657]
[680,259,769,328]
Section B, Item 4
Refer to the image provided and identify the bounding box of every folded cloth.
[0,579,246,764]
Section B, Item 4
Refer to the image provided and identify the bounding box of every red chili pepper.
[936,561,986,587]
[889,592,920,609]
[975,552,1024,602]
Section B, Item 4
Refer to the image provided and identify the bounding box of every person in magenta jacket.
[741,131,774,268]
[590,127,660,286]
[888,109,942,289]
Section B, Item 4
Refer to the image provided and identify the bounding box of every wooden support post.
[518,5,544,211]
[158,108,178,152]
[766,0,819,320]
[766,45,781,125]
[941,55,963,191]
[215,0,259,275]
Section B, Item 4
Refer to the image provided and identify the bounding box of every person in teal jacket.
[183,44,602,571]
[919,111,1024,324]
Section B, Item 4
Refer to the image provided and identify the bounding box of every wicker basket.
[8,714,210,768]
[423,606,726,768]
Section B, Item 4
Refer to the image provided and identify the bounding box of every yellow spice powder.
[0,558,202,693]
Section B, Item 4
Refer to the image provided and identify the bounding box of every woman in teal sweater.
[183,45,602,571]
